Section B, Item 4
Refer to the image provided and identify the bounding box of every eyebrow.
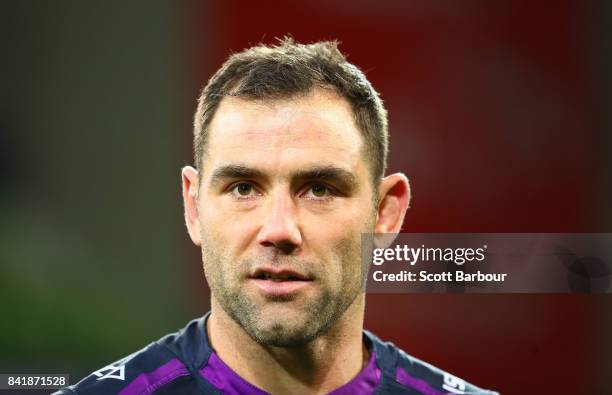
[209,164,266,187]
[292,166,358,193]
[209,164,358,193]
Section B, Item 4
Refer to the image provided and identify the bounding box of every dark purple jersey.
[54,313,498,395]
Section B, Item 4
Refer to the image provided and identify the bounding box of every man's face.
[196,89,377,347]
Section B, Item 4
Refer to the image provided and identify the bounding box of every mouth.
[252,268,310,281]
[249,268,313,297]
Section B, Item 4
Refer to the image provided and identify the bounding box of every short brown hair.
[193,37,389,183]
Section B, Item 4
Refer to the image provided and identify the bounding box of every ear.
[181,166,202,246]
[375,173,411,235]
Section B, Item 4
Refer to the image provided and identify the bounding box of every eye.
[230,182,259,199]
[302,183,333,200]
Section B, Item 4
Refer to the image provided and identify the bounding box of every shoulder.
[52,343,191,395]
[53,316,215,395]
[365,330,499,395]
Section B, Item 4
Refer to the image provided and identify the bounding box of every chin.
[249,324,320,348]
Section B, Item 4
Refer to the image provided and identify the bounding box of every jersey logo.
[92,352,137,381]
[93,365,125,381]
[442,373,467,394]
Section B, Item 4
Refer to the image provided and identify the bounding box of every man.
[56,38,498,395]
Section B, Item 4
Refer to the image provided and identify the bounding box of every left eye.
[303,184,332,199]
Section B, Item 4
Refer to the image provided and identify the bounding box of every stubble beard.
[200,231,368,348]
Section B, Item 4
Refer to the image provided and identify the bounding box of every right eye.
[229,182,259,199]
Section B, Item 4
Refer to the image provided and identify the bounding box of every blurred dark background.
[1,1,611,394]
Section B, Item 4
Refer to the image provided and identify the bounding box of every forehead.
[203,89,366,175]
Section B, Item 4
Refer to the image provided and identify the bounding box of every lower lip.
[250,278,312,297]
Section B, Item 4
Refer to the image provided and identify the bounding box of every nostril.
[276,241,298,254]
[258,239,299,254]
[259,240,276,248]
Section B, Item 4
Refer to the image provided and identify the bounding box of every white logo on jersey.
[92,352,138,381]
[93,365,125,381]
[442,373,467,394]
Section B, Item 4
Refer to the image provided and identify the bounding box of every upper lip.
[251,267,311,281]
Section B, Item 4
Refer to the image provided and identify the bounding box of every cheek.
[318,234,366,296]
[305,213,371,279]
[199,202,259,251]
[302,198,374,240]
[200,227,241,290]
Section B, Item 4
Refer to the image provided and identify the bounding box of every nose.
[256,191,302,254]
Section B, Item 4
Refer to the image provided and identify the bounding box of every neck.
[207,294,368,394]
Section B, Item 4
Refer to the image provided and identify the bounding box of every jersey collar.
[197,312,382,395]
